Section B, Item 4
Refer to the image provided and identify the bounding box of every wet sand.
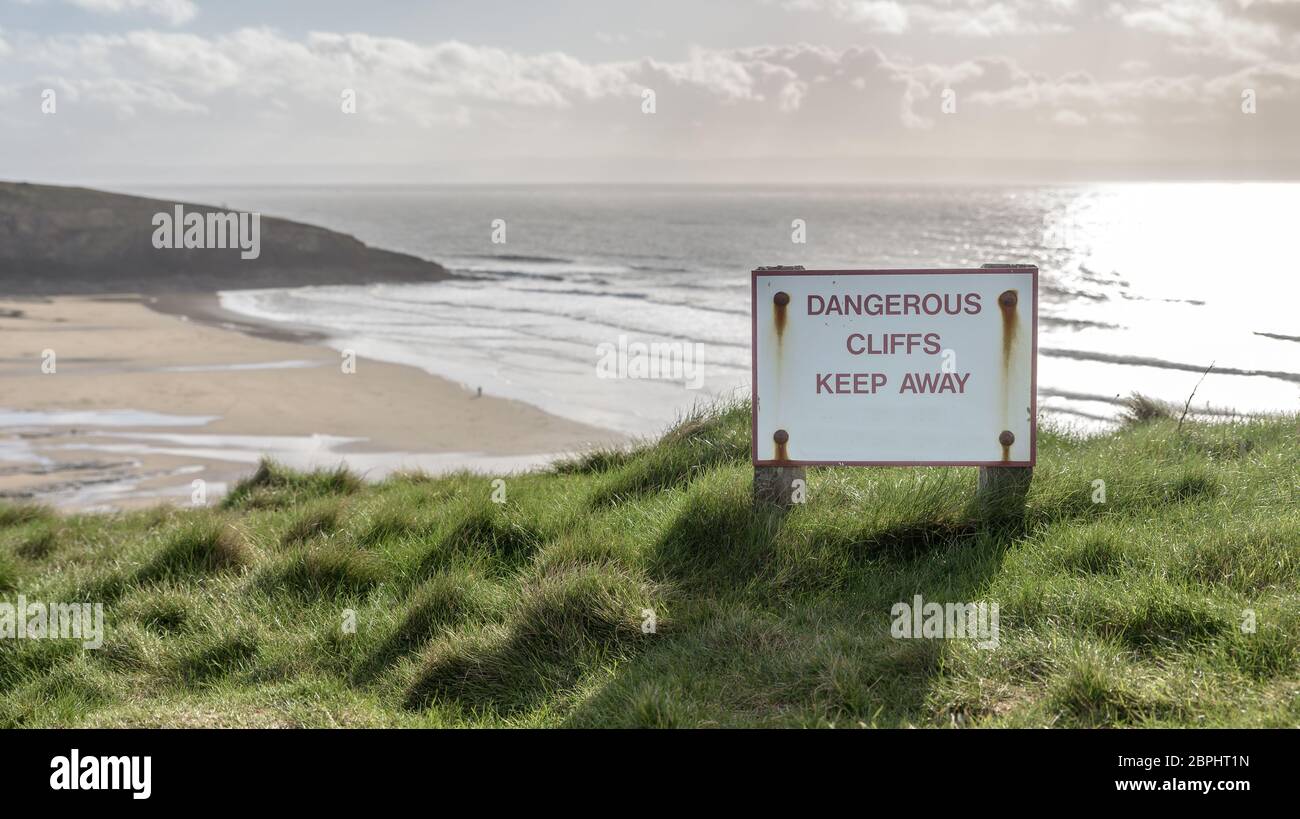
[0,295,625,510]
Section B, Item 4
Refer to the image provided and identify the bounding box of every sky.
[1,0,1298,184]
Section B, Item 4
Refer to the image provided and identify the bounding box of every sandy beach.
[0,295,625,510]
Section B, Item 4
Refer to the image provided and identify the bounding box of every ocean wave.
[1040,347,1300,383]
[1254,331,1300,344]
[629,264,691,273]
[445,254,635,277]
[460,253,574,264]
[222,286,754,353]
[1039,316,1123,331]
[1118,292,1206,306]
[455,268,567,281]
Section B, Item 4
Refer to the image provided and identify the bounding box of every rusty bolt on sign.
[998,290,1018,310]
[773,291,790,338]
[999,430,1015,447]
[773,428,791,462]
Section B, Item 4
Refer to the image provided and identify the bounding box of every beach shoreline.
[0,294,627,511]
[147,291,332,346]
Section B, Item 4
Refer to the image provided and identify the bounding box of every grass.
[0,399,1296,727]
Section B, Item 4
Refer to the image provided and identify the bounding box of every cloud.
[823,1,910,33]
[967,70,1198,109]
[1053,108,1088,126]
[786,0,1075,35]
[1233,0,1300,30]
[1110,0,1281,61]
[61,74,209,115]
[1204,59,1300,101]
[10,0,197,26]
[68,0,198,26]
[3,27,1298,171]
[913,2,1069,37]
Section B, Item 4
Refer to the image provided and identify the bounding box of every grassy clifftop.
[1,401,1297,727]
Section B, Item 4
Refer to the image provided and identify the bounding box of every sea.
[124,182,1300,438]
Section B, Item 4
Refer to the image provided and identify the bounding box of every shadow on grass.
[402,566,660,716]
[352,573,501,684]
[563,488,1020,727]
[256,545,383,601]
[171,632,260,686]
[413,505,543,581]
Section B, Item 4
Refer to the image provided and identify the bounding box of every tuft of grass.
[623,683,683,728]
[1163,467,1218,502]
[550,446,636,476]
[354,570,503,681]
[136,517,252,582]
[1120,393,1176,425]
[354,506,425,548]
[404,565,662,714]
[281,500,344,547]
[1047,644,1156,726]
[137,596,192,635]
[16,525,59,560]
[588,400,750,505]
[1176,520,1300,593]
[260,545,383,600]
[1222,620,1298,681]
[0,549,19,592]
[116,588,200,638]
[172,631,261,685]
[1055,530,1126,576]
[416,503,543,578]
[223,459,362,510]
[0,502,54,528]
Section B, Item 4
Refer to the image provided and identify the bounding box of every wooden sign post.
[752,263,1037,519]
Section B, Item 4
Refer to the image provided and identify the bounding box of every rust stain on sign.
[998,289,1018,370]
[773,428,790,462]
[773,291,790,340]
[999,430,1015,462]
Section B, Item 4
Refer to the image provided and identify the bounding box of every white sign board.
[752,267,1037,467]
